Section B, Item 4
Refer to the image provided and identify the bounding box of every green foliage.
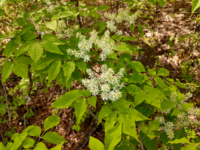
[192,0,200,14]
[0,116,66,149]
[0,0,199,149]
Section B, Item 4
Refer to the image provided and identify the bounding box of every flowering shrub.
[0,0,200,150]
[82,65,125,101]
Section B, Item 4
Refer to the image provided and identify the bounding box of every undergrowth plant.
[0,0,200,150]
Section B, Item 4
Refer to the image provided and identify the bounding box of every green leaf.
[0,108,6,115]
[128,72,146,84]
[140,131,158,150]
[157,0,165,7]
[98,105,113,125]
[33,55,56,71]
[42,132,67,144]
[15,56,33,65]
[21,31,37,41]
[192,0,200,15]
[168,137,190,144]
[181,144,199,150]
[16,18,27,26]
[114,42,135,54]
[51,90,90,109]
[78,28,92,33]
[50,142,64,150]
[76,61,87,74]
[40,42,64,55]
[3,39,18,58]
[171,108,182,116]
[119,54,132,62]
[20,23,35,35]
[128,61,146,72]
[105,123,122,150]
[111,34,123,42]
[107,51,118,60]
[112,99,148,121]
[175,81,186,89]
[28,42,43,64]
[2,61,14,83]
[148,69,156,77]
[181,103,194,111]
[144,91,161,109]
[63,61,75,83]
[42,34,65,45]
[138,26,144,37]
[126,84,142,96]
[142,120,160,139]
[154,77,168,88]
[105,111,118,132]
[72,124,80,132]
[93,22,107,34]
[48,61,61,85]
[0,142,5,150]
[13,132,27,149]
[44,115,60,132]
[119,114,140,142]
[59,11,75,18]
[157,68,169,76]
[5,142,14,150]
[14,40,39,57]
[46,20,57,31]
[87,96,97,108]
[97,5,110,11]
[13,63,28,79]
[75,98,87,125]
[122,36,137,41]
[161,100,176,109]
[89,137,104,150]
[22,126,41,137]
[34,142,48,150]
[134,91,146,106]
[22,137,35,148]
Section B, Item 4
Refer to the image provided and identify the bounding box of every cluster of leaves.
[0,0,200,150]
[0,115,67,150]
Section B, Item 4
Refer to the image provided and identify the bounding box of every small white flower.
[41,32,45,36]
[101,84,111,93]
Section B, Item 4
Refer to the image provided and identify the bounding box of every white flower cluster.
[155,116,165,124]
[67,30,115,62]
[65,25,80,37]
[158,108,171,115]
[45,0,59,13]
[155,115,175,140]
[170,92,178,102]
[104,7,141,35]
[155,91,200,139]
[104,7,141,25]
[56,20,66,39]
[176,116,200,128]
[106,20,117,32]
[187,107,200,116]
[183,92,193,101]
[164,122,175,140]
[81,65,125,101]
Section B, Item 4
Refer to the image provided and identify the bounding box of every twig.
[28,65,36,121]
[0,79,12,128]
[138,124,145,150]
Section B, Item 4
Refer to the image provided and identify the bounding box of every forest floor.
[1,0,200,149]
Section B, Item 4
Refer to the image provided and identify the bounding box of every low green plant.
[0,0,200,150]
[0,115,67,149]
